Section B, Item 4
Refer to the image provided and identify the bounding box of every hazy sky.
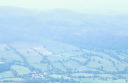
[0,0,128,14]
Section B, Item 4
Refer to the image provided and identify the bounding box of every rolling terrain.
[0,39,128,82]
[0,7,128,82]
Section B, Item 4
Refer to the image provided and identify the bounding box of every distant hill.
[0,7,128,49]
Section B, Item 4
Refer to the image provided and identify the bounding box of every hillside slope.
[0,39,128,82]
[0,7,128,49]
